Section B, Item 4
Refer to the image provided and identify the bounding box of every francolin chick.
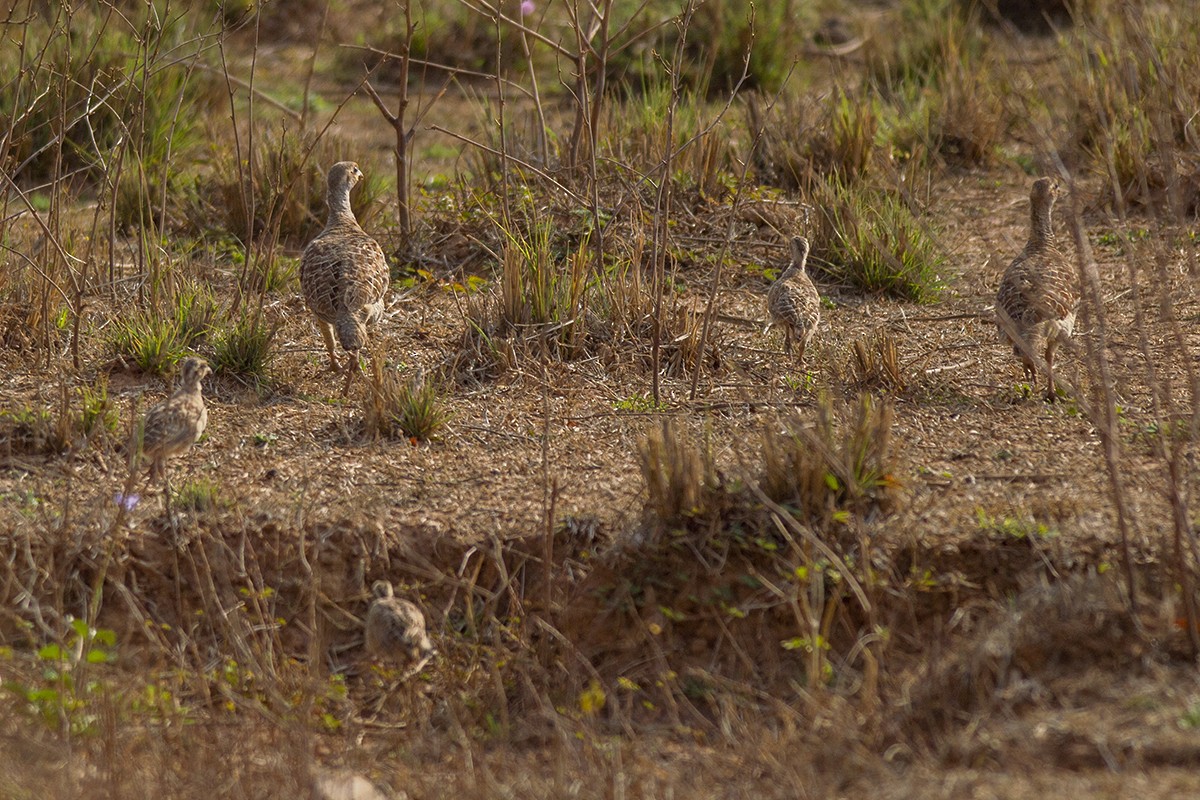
[996,178,1078,401]
[766,235,822,363]
[365,580,434,670]
[300,161,389,395]
[135,357,211,483]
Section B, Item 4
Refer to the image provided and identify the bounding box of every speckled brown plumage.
[365,580,434,667]
[766,236,822,362]
[996,178,1078,400]
[136,357,210,482]
[301,161,388,392]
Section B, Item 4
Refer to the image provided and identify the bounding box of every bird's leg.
[795,338,806,367]
[1018,345,1038,387]
[341,352,361,397]
[318,321,340,372]
[1044,341,1059,402]
[162,468,179,538]
[784,329,793,355]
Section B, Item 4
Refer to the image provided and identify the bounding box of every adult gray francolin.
[301,161,389,395]
[365,580,435,671]
[766,235,822,363]
[135,357,211,483]
[995,177,1078,401]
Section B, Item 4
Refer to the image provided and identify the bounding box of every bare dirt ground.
[5,4,1200,798]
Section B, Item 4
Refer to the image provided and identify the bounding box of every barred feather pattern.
[137,357,211,481]
[301,162,388,366]
[365,580,434,665]
[766,236,822,360]
[996,178,1078,391]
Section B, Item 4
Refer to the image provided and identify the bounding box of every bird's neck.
[179,377,203,396]
[1030,202,1055,245]
[326,187,357,227]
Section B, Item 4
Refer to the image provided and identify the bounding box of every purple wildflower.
[520,0,535,15]
[114,492,140,512]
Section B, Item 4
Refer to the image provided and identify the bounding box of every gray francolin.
[300,161,388,394]
[766,236,822,363]
[365,580,434,669]
[995,178,1078,400]
[135,357,211,482]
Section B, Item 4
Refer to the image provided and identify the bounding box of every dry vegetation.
[4,0,1200,796]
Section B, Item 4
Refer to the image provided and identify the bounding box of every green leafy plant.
[3,620,118,735]
[76,375,119,439]
[614,393,663,412]
[976,508,1058,540]
[174,282,221,346]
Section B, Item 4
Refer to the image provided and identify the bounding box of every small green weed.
[249,256,299,295]
[782,373,815,392]
[3,619,118,735]
[614,393,663,412]
[174,479,222,512]
[174,283,220,346]
[975,508,1058,540]
[76,376,119,439]
[1181,703,1200,729]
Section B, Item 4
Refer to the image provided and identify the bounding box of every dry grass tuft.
[362,360,452,441]
[762,393,901,521]
[894,572,1144,747]
[748,89,878,189]
[191,130,386,248]
[850,332,908,392]
[638,417,719,529]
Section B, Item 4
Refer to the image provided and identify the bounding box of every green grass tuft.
[108,311,189,376]
[815,179,945,303]
[212,315,278,380]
